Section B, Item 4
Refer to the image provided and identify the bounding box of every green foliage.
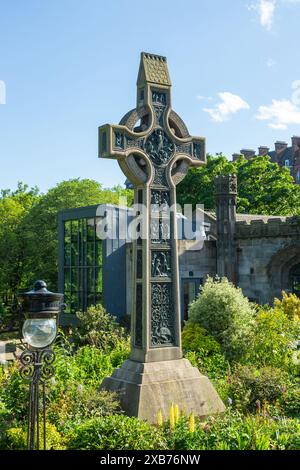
[53,339,129,389]
[177,154,300,215]
[0,362,29,420]
[0,182,40,296]
[187,277,255,360]
[74,304,129,352]
[47,388,121,433]
[279,386,300,418]
[20,179,133,291]
[182,324,228,380]
[274,291,300,321]
[67,415,168,450]
[3,422,66,450]
[164,410,300,450]
[249,306,300,372]
[182,324,221,355]
[0,179,133,296]
[227,365,289,412]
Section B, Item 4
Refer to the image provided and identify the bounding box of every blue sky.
[1,0,300,193]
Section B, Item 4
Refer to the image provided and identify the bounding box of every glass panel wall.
[64,217,102,313]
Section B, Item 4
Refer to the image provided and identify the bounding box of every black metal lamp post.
[18,280,64,450]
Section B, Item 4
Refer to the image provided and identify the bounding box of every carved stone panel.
[114,132,124,150]
[152,91,167,106]
[151,251,171,278]
[153,167,168,187]
[151,217,171,244]
[151,283,174,346]
[145,129,175,166]
[153,105,165,127]
[151,190,170,207]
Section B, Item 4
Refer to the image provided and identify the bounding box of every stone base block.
[100,358,225,423]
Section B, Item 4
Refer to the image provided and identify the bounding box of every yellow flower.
[189,413,195,433]
[157,409,163,427]
[169,403,175,430]
[174,404,180,423]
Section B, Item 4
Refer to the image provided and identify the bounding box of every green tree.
[177,153,234,209]
[177,154,300,215]
[0,183,40,297]
[20,179,133,291]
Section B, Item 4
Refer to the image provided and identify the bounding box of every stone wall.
[236,217,300,304]
[178,240,217,280]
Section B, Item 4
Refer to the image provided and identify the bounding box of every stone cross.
[99,52,224,422]
[99,52,205,362]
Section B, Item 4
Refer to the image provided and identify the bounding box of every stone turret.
[215,174,238,283]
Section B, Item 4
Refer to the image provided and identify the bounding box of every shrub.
[4,422,66,450]
[182,324,221,356]
[0,362,29,420]
[279,385,300,418]
[47,388,121,432]
[53,340,130,391]
[164,410,300,450]
[228,365,289,412]
[187,277,255,361]
[274,291,300,321]
[182,324,228,380]
[250,307,300,371]
[74,304,129,352]
[67,415,168,450]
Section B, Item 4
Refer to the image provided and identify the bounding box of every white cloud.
[248,0,300,31]
[258,0,276,30]
[203,92,250,123]
[256,99,300,129]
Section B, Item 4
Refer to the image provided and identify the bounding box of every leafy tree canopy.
[0,179,133,296]
[177,154,300,215]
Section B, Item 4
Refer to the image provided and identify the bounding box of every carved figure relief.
[152,91,166,106]
[154,105,164,127]
[151,190,170,207]
[151,251,171,277]
[145,129,175,166]
[151,218,171,243]
[115,132,124,149]
[193,143,201,159]
[153,167,167,187]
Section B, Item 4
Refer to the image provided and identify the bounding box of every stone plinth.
[100,358,225,423]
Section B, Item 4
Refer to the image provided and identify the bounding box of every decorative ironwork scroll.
[19,347,56,450]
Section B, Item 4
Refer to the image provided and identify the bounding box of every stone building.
[233,136,300,184]
[58,174,300,323]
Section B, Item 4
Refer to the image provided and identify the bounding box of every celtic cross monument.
[99,52,225,422]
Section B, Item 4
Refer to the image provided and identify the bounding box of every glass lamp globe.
[22,318,57,349]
